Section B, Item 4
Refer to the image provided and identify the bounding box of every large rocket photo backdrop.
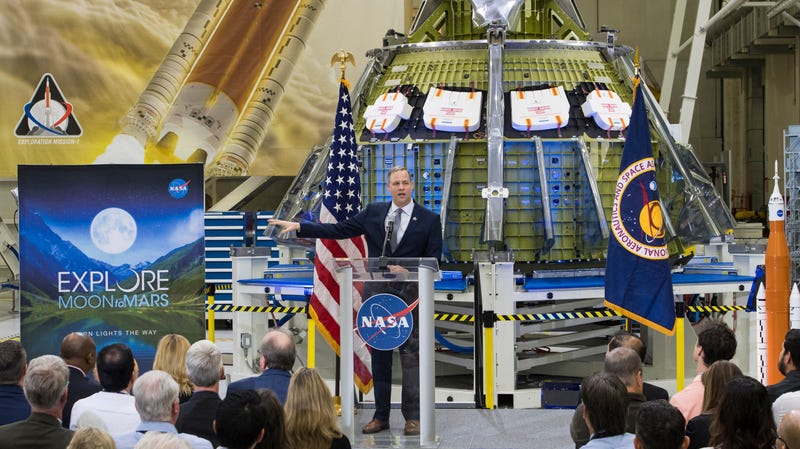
[18,164,205,370]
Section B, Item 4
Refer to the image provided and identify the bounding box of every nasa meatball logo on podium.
[356,293,414,351]
[18,164,206,370]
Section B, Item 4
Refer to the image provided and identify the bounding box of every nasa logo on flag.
[356,293,414,351]
[15,73,83,140]
[610,156,669,260]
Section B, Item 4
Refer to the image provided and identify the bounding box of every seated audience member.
[634,400,688,449]
[768,329,800,403]
[285,368,350,449]
[113,370,211,449]
[0,355,73,449]
[670,321,736,422]
[60,332,102,428]
[708,376,775,449]
[608,330,669,401]
[176,339,223,447]
[580,372,635,449]
[70,343,140,433]
[255,389,288,449]
[0,340,30,425]
[777,409,800,449]
[773,390,800,427]
[227,329,295,404]
[153,334,193,404]
[134,431,192,449]
[214,390,267,449]
[571,347,645,448]
[685,360,742,449]
[66,426,115,449]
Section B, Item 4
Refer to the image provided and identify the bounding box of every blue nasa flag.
[604,81,675,336]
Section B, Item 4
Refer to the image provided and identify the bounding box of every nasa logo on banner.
[356,293,414,351]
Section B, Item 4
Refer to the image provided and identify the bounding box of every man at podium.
[270,165,442,436]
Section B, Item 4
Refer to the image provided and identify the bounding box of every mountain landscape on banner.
[20,209,204,361]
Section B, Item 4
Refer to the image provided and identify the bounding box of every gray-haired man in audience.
[113,370,212,449]
[0,355,73,449]
[176,340,224,447]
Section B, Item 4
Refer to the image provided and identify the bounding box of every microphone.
[379,219,395,270]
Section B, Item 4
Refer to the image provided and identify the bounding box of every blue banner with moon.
[18,164,206,371]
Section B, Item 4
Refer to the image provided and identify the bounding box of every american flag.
[309,81,372,392]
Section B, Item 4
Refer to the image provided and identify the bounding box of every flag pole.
[328,49,356,417]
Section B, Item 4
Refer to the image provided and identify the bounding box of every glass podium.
[334,257,441,447]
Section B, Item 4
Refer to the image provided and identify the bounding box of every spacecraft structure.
[263,0,738,399]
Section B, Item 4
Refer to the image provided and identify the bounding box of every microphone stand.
[378,219,394,270]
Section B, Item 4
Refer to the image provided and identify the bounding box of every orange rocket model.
[100,0,325,175]
[767,160,791,384]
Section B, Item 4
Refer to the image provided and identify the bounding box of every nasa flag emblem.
[356,293,414,351]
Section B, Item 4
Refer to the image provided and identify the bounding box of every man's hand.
[268,219,300,236]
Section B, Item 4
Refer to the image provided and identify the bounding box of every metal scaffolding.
[784,126,800,286]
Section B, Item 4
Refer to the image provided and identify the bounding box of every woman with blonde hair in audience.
[285,368,350,449]
[133,431,192,449]
[686,360,742,449]
[256,388,290,449]
[67,426,116,449]
[152,334,192,403]
[707,376,775,449]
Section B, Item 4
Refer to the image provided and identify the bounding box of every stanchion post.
[483,310,495,409]
[307,302,316,369]
[675,300,686,392]
[207,283,215,343]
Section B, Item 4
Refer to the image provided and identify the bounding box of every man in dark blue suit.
[0,340,30,426]
[270,166,442,436]
[226,328,295,404]
[60,332,101,428]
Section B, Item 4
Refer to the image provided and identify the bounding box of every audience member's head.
[604,347,643,392]
[778,409,800,449]
[185,339,222,389]
[608,330,648,363]
[23,354,69,414]
[779,329,800,375]
[581,371,628,437]
[255,389,288,449]
[285,368,342,449]
[259,328,295,372]
[634,400,688,449]
[215,390,266,449]
[133,431,192,449]
[60,332,97,375]
[700,360,742,413]
[133,370,179,424]
[0,340,26,385]
[153,334,192,398]
[709,376,775,449]
[695,321,737,369]
[66,426,115,449]
[97,343,136,392]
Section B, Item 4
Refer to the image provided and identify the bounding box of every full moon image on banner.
[90,207,137,254]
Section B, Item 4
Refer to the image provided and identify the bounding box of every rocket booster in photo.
[102,0,326,175]
[757,282,767,384]
[766,160,791,384]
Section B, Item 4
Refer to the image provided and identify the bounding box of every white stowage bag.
[581,89,633,131]
[510,86,570,131]
[362,91,414,134]
[422,87,483,133]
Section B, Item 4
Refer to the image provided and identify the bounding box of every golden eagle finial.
[330,49,355,85]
